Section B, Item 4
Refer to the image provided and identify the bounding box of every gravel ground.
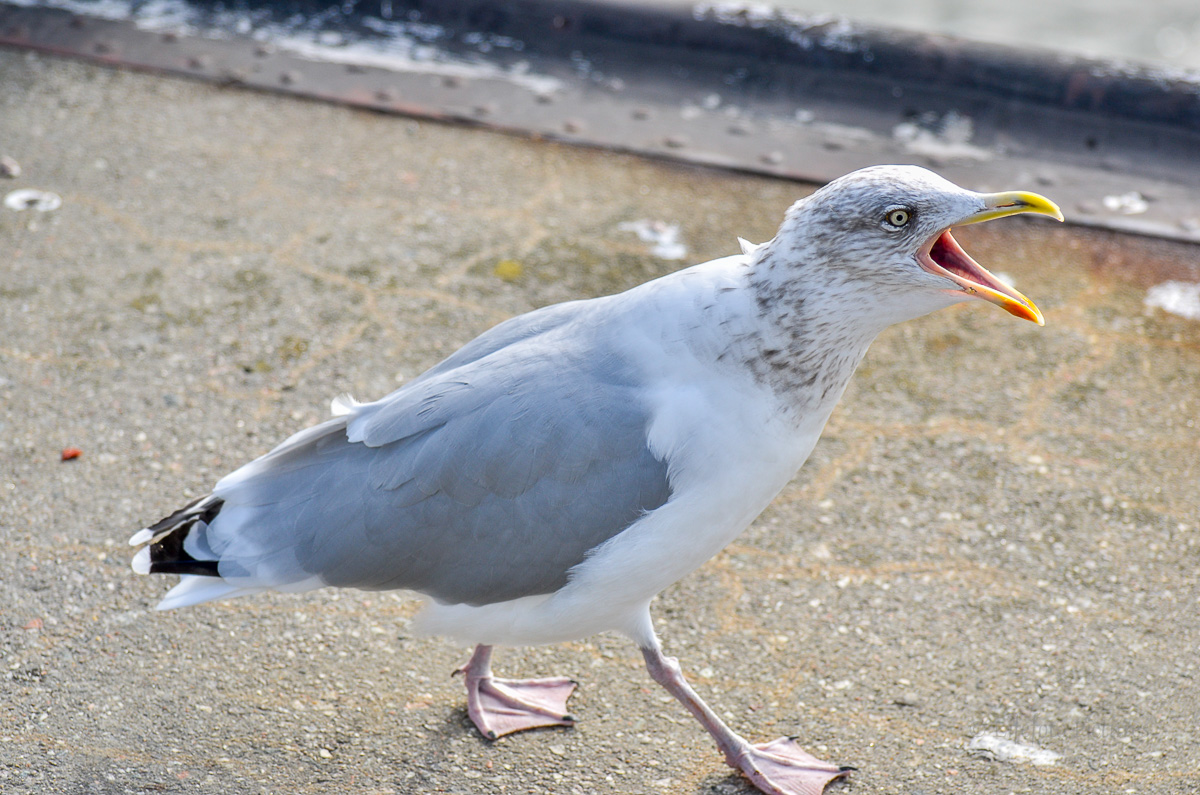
[1,49,1198,795]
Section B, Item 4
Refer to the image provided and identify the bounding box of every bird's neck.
[740,245,889,415]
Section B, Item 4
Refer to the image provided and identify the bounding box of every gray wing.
[204,311,671,607]
[401,299,585,388]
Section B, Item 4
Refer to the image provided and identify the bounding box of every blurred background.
[652,0,1200,70]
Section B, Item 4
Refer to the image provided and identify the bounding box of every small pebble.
[0,155,19,178]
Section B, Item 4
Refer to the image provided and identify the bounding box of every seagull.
[130,166,1061,795]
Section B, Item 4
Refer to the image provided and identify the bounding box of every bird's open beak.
[916,191,1063,326]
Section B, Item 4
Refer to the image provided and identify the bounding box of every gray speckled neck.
[741,241,885,416]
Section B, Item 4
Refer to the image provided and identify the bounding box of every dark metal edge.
[2,0,1199,243]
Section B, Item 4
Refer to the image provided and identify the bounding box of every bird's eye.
[885,208,911,228]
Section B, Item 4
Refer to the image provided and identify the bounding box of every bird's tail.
[130,494,223,575]
[129,495,260,609]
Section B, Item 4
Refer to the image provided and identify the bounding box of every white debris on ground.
[618,220,688,260]
[965,732,1062,765]
[1145,281,1200,320]
[1102,190,1150,214]
[4,189,62,212]
[893,111,992,162]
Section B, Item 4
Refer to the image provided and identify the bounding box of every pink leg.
[455,644,577,740]
[642,645,850,795]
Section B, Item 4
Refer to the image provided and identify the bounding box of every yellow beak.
[964,191,1065,226]
[917,190,1063,326]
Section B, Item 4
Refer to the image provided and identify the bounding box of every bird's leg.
[641,644,849,795]
[453,644,577,740]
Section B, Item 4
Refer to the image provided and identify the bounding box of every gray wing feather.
[401,300,584,388]
[206,304,671,606]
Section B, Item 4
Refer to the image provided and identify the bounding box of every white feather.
[128,528,154,547]
[330,393,359,417]
[131,546,151,574]
[156,576,265,611]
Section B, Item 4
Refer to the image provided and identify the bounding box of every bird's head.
[769,165,1063,327]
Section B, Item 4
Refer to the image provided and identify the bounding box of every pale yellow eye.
[886,208,910,228]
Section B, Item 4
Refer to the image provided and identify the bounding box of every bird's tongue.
[925,230,1043,324]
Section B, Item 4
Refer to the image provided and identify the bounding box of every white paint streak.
[619,220,689,260]
[966,733,1062,766]
[1146,280,1200,320]
[1103,190,1150,215]
[893,111,992,162]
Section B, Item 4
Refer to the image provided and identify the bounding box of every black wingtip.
[139,495,225,577]
[148,558,221,576]
[144,494,223,536]
[148,530,221,576]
